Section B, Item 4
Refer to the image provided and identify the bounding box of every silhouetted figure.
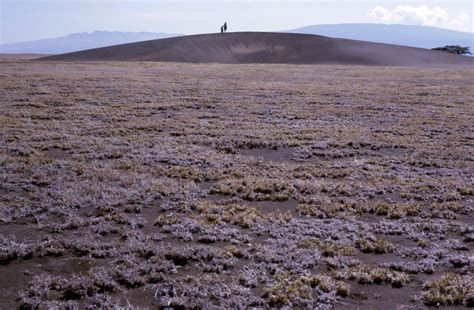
[221,26,224,34]
[224,22,228,32]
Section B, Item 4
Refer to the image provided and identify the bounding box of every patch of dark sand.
[0,186,31,202]
[0,188,8,198]
[0,256,105,309]
[198,181,216,193]
[77,204,101,217]
[140,207,159,231]
[244,198,299,216]
[459,212,474,227]
[111,286,159,308]
[202,193,299,216]
[374,191,402,203]
[250,233,271,245]
[334,281,419,309]
[139,197,168,225]
[45,148,71,160]
[335,271,463,310]
[239,147,295,162]
[306,146,411,167]
[373,147,412,157]
[303,153,355,164]
[357,213,384,224]
[0,223,45,242]
[374,234,417,248]
[355,252,401,268]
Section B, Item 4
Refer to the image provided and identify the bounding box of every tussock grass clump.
[38,239,67,257]
[422,272,474,307]
[263,273,349,306]
[103,212,127,224]
[296,238,322,249]
[355,238,396,254]
[194,201,263,228]
[220,245,247,259]
[457,186,473,196]
[20,267,118,308]
[321,242,356,257]
[334,265,410,287]
[430,202,461,212]
[296,239,355,257]
[429,202,463,220]
[297,202,356,219]
[156,164,219,182]
[416,239,430,248]
[265,211,293,224]
[154,213,181,227]
[210,177,294,201]
[366,203,420,219]
[0,236,33,264]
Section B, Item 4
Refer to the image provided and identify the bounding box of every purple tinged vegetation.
[0,60,473,308]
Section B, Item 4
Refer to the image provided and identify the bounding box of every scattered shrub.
[334,265,410,287]
[422,273,473,306]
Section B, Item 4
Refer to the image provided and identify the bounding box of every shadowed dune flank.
[43,32,473,67]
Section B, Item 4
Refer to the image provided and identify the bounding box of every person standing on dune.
[224,22,228,32]
[221,25,224,34]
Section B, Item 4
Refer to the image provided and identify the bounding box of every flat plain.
[0,58,473,308]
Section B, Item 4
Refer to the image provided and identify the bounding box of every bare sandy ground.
[0,54,50,61]
[42,32,474,68]
[0,60,473,308]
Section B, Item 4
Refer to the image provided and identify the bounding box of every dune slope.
[43,32,473,67]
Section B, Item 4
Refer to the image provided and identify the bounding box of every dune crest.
[43,32,473,67]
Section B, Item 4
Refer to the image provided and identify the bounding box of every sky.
[1,0,473,44]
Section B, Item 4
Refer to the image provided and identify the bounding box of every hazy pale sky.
[1,0,473,44]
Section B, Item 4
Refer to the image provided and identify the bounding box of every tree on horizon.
[431,45,471,55]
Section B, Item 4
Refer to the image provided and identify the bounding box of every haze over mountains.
[1,24,472,55]
[0,31,180,54]
[285,24,473,51]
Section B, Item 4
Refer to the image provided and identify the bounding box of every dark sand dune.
[43,32,473,67]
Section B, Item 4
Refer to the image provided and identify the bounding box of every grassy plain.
[0,58,473,308]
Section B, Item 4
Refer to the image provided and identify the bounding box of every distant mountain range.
[0,31,181,54]
[285,24,473,52]
[1,24,472,55]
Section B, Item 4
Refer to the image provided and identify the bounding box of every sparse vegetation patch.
[0,60,472,308]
